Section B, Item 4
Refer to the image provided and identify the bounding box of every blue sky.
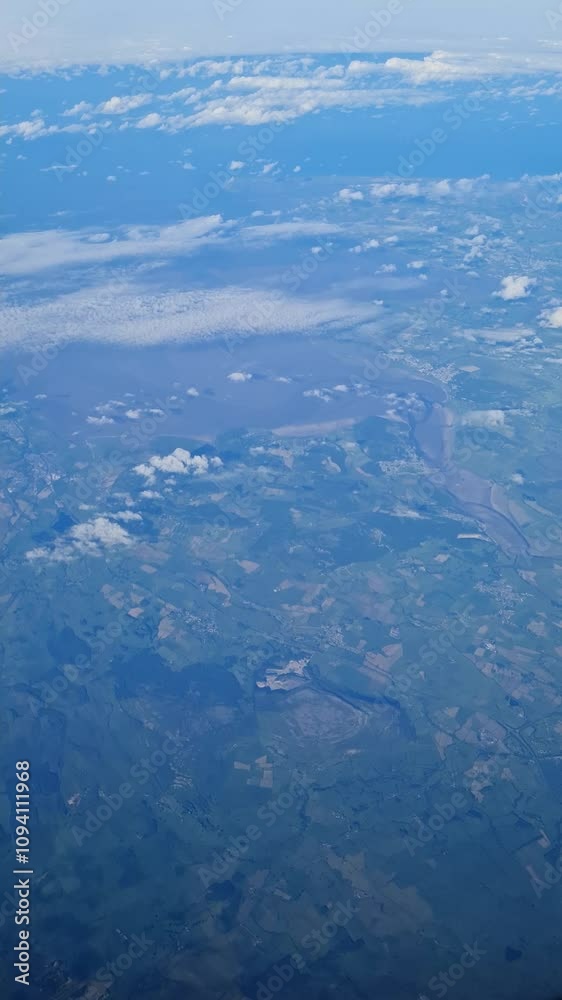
[0,0,560,68]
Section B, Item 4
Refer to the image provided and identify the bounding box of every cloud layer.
[3,281,381,349]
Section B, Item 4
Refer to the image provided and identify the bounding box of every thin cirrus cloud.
[0,218,347,278]
[0,218,225,276]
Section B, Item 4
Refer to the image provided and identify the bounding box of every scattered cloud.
[495,275,535,300]
[136,112,162,129]
[540,306,562,329]
[113,510,142,522]
[338,188,364,203]
[86,414,114,426]
[26,516,132,563]
[97,94,153,115]
[463,409,507,429]
[371,181,421,199]
[134,447,223,484]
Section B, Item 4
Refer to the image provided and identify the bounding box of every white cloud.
[0,217,224,276]
[63,101,93,117]
[382,50,562,84]
[463,410,506,429]
[86,414,114,425]
[303,388,332,402]
[113,510,142,522]
[229,160,245,170]
[384,52,482,84]
[227,371,252,382]
[338,188,364,203]
[346,60,379,77]
[370,177,487,201]
[241,220,341,242]
[183,84,432,128]
[26,516,132,563]
[495,275,535,300]
[540,306,562,328]
[462,326,536,344]
[350,238,380,253]
[2,281,382,351]
[0,117,81,140]
[371,181,421,199]
[98,94,152,115]
[136,112,162,129]
[134,447,223,483]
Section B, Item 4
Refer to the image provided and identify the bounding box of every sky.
[0,0,559,69]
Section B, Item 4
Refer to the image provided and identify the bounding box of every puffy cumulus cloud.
[178,58,249,78]
[0,117,86,140]
[134,448,223,484]
[26,516,132,563]
[370,177,487,201]
[383,52,484,84]
[303,388,332,402]
[540,306,562,328]
[350,238,380,254]
[136,112,162,129]
[72,517,132,547]
[183,84,433,128]
[495,275,535,301]
[3,281,381,351]
[227,371,252,382]
[346,60,379,77]
[97,94,153,115]
[86,414,114,425]
[10,63,434,136]
[62,101,93,117]
[0,217,224,276]
[337,188,364,203]
[383,50,562,84]
[113,510,142,522]
[463,410,507,429]
[371,181,421,199]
